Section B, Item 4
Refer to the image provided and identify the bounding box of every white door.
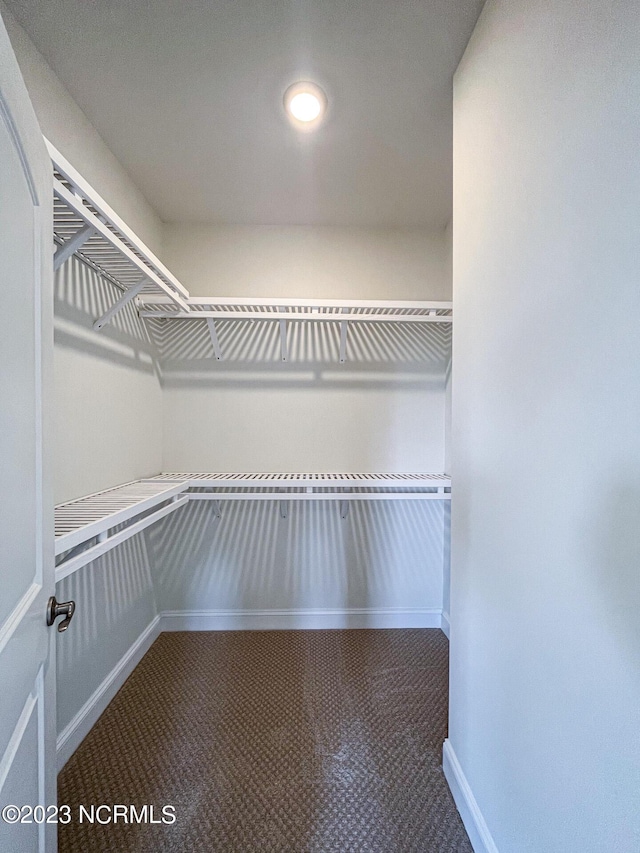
[0,14,57,853]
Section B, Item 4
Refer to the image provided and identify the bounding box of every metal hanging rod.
[140,295,453,309]
[138,295,452,323]
[139,308,452,322]
[188,491,449,501]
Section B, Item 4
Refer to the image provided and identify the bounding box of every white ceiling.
[6,0,484,227]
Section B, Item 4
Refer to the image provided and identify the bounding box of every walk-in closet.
[3,1,639,852]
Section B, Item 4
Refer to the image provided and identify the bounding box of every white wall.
[53,259,164,504]
[1,4,167,505]
[162,224,451,300]
[443,219,452,476]
[0,7,167,505]
[155,224,451,614]
[150,499,446,618]
[449,1,640,851]
[160,223,450,474]
[50,200,163,756]
[162,373,445,474]
[55,537,158,738]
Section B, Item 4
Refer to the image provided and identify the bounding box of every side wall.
[1,1,166,504]
[442,220,452,634]
[154,224,451,620]
[52,265,162,752]
[0,7,165,757]
[448,1,640,851]
[53,260,164,505]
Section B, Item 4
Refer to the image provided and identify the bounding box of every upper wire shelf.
[48,141,452,355]
[48,139,190,330]
[140,297,452,363]
[138,296,452,323]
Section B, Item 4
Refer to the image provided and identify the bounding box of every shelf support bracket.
[214,500,221,518]
[93,276,148,331]
[339,307,349,363]
[280,501,288,519]
[54,223,95,271]
[278,306,288,362]
[206,318,223,360]
[340,487,351,518]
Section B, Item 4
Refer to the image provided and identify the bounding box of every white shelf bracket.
[339,307,349,363]
[93,276,148,331]
[206,318,223,360]
[278,306,288,362]
[215,500,221,518]
[340,486,351,518]
[54,223,95,272]
[280,501,288,519]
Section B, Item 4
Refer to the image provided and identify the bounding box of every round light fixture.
[284,81,327,131]
[290,92,322,122]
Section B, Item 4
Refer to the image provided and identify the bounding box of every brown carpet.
[58,630,471,852]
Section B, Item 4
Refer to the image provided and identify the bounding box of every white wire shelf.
[47,141,452,357]
[148,472,451,520]
[55,479,189,553]
[138,296,453,323]
[47,142,452,354]
[54,473,451,580]
[149,472,451,490]
[139,297,452,363]
[48,139,190,330]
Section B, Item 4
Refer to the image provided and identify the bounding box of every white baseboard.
[56,614,161,770]
[443,739,499,853]
[160,607,443,632]
[441,610,450,639]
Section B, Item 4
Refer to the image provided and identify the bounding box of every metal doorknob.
[46,596,76,632]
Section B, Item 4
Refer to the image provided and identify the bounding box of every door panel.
[0,111,38,627]
[0,671,45,853]
[0,12,55,853]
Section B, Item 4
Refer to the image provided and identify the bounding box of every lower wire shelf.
[54,472,451,581]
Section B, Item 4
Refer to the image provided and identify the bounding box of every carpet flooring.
[58,629,472,852]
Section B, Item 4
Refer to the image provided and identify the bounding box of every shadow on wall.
[592,482,640,668]
[54,256,161,374]
[53,255,451,383]
[147,314,451,372]
[55,533,157,735]
[146,499,445,615]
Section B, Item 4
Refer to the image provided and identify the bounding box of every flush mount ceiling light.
[283,81,327,132]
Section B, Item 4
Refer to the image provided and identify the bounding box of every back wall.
[159,224,450,474]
